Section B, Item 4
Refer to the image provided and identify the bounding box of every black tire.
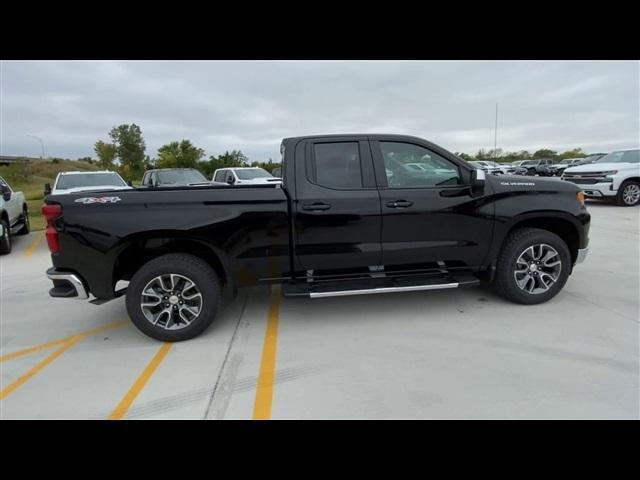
[616,180,640,207]
[17,207,30,235]
[493,227,571,305]
[125,253,221,341]
[0,218,11,255]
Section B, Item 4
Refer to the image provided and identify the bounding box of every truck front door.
[370,138,494,271]
[292,137,382,273]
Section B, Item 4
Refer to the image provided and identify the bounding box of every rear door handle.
[386,200,413,208]
[302,202,331,211]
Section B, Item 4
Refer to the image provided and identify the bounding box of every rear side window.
[311,142,363,189]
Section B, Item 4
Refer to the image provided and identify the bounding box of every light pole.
[26,134,45,159]
[494,103,499,159]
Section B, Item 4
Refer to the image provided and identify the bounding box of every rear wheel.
[125,253,221,341]
[616,180,640,206]
[17,207,30,235]
[494,228,571,304]
[0,219,11,255]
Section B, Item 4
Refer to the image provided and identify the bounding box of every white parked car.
[469,161,504,175]
[212,167,282,186]
[562,149,640,206]
[0,175,29,254]
[46,171,132,196]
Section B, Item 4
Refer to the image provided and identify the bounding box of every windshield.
[157,170,208,185]
[521,160,537,166]
[56,173,126,190]
[596,150,640,164]
[235,168,272,180]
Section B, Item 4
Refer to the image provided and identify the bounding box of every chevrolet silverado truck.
[561,149,640,206]
[42,134,591,341]
[1,175,30,254]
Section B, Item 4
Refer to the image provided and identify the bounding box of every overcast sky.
[1,60,638,161]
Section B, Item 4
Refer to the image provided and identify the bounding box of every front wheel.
[125,253,221,341]
[0,219,11,255]
[616,180,640,206]
[17,207,30,235]
[493,228,571,305]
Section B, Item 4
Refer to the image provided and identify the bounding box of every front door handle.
[386,200,413,208]
[302,202,331,211]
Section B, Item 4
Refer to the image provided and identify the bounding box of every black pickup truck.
[43,134,590,341]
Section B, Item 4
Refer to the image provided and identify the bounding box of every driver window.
[380,142,460,188]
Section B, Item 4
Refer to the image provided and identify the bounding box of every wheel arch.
[495,212,583,265]
[112,233,234,293]
[622,176,640,183]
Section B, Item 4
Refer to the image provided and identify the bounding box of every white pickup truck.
[562,149,640,206]
[0,176,30,254]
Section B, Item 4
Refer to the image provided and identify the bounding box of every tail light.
[42,204,62,253]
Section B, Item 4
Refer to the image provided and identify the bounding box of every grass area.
[1,159,103,232]
[27,199,45,231]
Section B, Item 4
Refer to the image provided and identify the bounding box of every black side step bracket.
[282,272,480,298]
[89,287,127,305]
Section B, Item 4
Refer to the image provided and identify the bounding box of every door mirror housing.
[44,183,52,195]
[1,184,11,201]
[471,168,485,196]
[226,175,235,185]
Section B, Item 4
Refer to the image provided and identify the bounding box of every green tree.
[109,124,146,179]
[533,149,557,159]
[558,148,586,160]
[94,140,117,169]
[199,149,250,177]
[157,140,205,169]
[455,152,474,162]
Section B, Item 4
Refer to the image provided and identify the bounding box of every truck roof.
[145,168,199,171]
[283,133,430,143]
[58,170,119,175]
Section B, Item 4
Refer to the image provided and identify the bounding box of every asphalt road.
[1,201,638,419]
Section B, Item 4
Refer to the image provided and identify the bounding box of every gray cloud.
[1,60,638,161]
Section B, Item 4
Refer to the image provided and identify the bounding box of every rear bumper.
[46,268,89,299]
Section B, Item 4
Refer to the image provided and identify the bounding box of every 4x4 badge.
[74,196,122,204]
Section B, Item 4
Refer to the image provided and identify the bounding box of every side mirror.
[471,168,485,196]
[227,176,235,185]
[44,183,52,195]
[127,181,133,187]
[1,185,10,201]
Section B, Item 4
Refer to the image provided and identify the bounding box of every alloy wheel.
[140,273,203,330]
[513,243,562,294]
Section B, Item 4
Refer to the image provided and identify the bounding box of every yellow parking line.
[24,230,45,257]
[0,335,81,400]
[0,321,128,362]
[108,342,173,420]
[252,284,281,420]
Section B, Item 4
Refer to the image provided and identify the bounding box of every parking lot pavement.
[1,202,638,419]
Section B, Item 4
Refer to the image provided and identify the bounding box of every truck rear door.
[292,136,382,273]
